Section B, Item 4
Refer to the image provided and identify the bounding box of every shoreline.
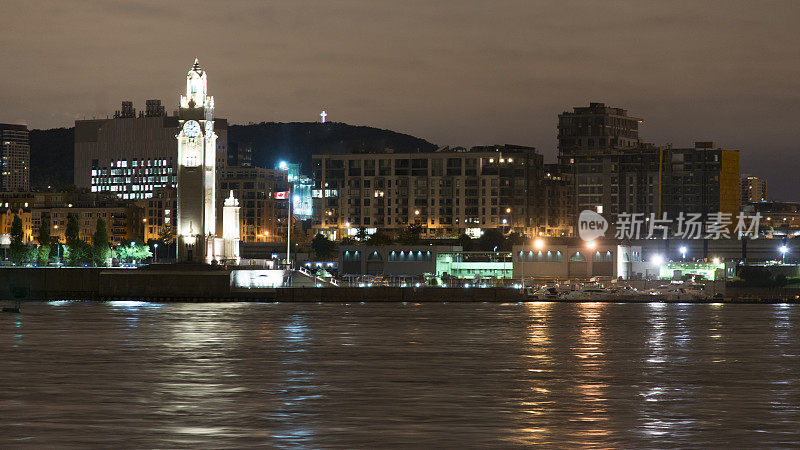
[8,293,800,305]
[2,267,798,305]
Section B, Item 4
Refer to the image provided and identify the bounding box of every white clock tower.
[177,58,217,263]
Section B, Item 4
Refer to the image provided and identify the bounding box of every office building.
[74,99,228,200]
[0,123,30,192]
[312,145,558,239]
[741,174,767,203]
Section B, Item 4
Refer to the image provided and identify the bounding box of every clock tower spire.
[176,58,217,263]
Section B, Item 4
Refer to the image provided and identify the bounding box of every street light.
[780,245,788,263]
[154,243,158,263]
[680,246,687,261]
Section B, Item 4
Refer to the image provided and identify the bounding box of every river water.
[1,301,798,447]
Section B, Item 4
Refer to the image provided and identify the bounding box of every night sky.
[2,1,798,199]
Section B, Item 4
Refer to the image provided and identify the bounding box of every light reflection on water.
[0,301,798,447]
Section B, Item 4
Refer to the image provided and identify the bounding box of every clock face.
[183,120,201,138]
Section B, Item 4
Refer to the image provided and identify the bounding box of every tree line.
[6,214,151,267]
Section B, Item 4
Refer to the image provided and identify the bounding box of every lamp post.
[680,246,687,261]
[154,243,159,263]
[780,245,788,264]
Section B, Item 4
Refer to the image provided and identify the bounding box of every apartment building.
[311,145,564,239]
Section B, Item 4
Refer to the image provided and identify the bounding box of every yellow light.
[415,210,420,215]
[142,218,147,222]
[712,257,720,265]
[586,240,597,250]
[534,239,544,250]
[506,208,511,213]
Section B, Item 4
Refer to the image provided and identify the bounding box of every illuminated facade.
[741,174,767,204]
[138,187,176,243]
[177,59,217,262]
[175,59,240,263]
[276,161,313,221]
[436,252,513,280]
[312,146,557,239]
[0,124,30,192]
[74,100,228,201]
[0,191,143,245]
[221,190,241,263]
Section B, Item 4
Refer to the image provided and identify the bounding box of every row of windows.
[517,250,614,263]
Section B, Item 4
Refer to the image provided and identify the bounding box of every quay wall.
[0,268,798,303]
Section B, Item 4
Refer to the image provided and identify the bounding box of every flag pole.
[286,184,292,270]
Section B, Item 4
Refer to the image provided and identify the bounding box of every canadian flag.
[274,191,290,200]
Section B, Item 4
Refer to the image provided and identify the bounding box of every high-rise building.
[557,103,740,227]
[0,123,30,192]
[557,102,642,156]
[74,99,228,200]
[663,142,740,220]
[311,145,559,239]
[557,103,647,221]
[740,174,767,203]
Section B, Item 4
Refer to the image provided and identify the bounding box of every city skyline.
[1,1,799,200]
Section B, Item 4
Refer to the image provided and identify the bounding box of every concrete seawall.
[1,268,798,303]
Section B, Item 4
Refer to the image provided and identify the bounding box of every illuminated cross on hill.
[320,110,327,123]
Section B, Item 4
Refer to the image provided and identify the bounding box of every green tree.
[398,224,423,245]
[457,232,474,251]
[65,214,81,266]
[355,226,369,242]
[311,233,336,260]
[92,217,111,266]
[159,223,174,244]
[9,215,26,265]
[113,243,152,263]
[37,216,51,265]
[367,231,393,246]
